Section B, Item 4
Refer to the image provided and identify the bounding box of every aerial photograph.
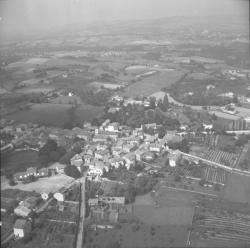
[0,0,250,247]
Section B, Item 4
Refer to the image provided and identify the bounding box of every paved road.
[76,176,86,248]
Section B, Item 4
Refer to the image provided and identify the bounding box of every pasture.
[6,103,103,127]
[223,173,250,204]
[123,70,185,98]
[1,150,40,174]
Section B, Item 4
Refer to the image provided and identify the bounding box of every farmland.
[5,103,104,127]
[190,205,250,247]
[223,173,250,204]
[202,149,239,168]
[85,190,195,248]
[122,70,186,98]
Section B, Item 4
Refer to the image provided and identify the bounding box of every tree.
[64,165,81,179]
[162,94,169,110]
[212,113,217,120]
[9,179,16,186]
[49,151,60,162]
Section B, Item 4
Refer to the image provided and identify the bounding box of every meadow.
[223,173,250,204]
[6,103,104,127]
[122,70,186,98]
[1,150,40,175]
[86,189,195,248]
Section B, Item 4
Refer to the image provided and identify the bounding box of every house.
[142,151,155,162]
[13,219,31,239]
[123,153,136,169]
[26,167,37,176]
[100,196,125,210]
[14,206,31,217]
[48,162,66,174]
[14,172,28,182]
[169,150,181,167]
[203,123,213,130]
[93,134,108,143]
[96,144,108,151]
[123,144,136,153]
[86,146,97,156]
[20,196,40,210]
[88,198,99,207]
[70,154,83,169]
[83,154,93,164]
[54,192,64,202]
[110,157,125,169]
[95,150,110,160]
[105,122,119,132]
[88,161,110,177]
[37,167,49,177]
[149,143,162,153]
[134,149,146,161]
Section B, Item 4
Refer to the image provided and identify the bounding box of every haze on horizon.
[0,0,249,38]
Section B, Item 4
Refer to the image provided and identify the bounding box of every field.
[1,150,40,175]
[85,189,195,248]
[6,103,103,127]
[8,217,77,248]
[223,173,250,204]
[122,70,186,98]
[190,205,250,247]
[203,149,239,168]
[1,174,74,194]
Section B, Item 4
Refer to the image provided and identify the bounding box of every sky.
[0,0,249,37]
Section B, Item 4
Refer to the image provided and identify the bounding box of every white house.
[168,150,181,167]
[110,158,125,169]
[13,219,31,239]
[123,153,136,170]
[203,123,213,130]
[149,143,162,153]
[70,154,83,171]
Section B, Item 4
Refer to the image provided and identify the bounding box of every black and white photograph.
[0,0,250,248]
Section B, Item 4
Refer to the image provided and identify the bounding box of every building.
[70,154,83,171]
[14,172,28,182]
[48,162,66,174]
[123,153,136,169]
[13,219,31,239]
[37,168,49,177]
[14,206,31,217]
[168,150,181,167]
[110,157,125,169]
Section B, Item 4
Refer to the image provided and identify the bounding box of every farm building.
[13,219,32,239]
[14,206,31,217]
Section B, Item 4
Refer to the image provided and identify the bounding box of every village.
[1,89,250,247]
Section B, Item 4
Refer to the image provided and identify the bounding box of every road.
[1,178,80,246]
[76,176,86,248]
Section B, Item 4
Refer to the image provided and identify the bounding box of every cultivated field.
[203,149,239,168]
[122,70,186,98]
[190,206,250,247]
